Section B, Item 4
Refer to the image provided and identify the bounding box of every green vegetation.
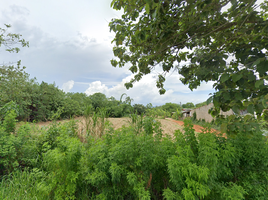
[182,102,195,109]
[0,109,268,199]
[195,102,207,108]
[108,3,268,198]
[0,65,138,121]
[0,24,29,53]
[145,103,182,119]
[109,0,268,116]
[2,3,268,199]
[1,61,189,122]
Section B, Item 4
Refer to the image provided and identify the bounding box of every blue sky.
[0,0,215,106]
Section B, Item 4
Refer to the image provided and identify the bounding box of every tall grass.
[0,169,49,200]
[82,106,111,139]
[129,112,144,134]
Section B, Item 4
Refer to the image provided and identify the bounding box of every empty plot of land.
[30,117,183,136]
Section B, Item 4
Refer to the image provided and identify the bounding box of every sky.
[0,0,215,106]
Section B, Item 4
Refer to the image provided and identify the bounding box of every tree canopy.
[109,0,268,116]
[182,102,195,108]
[161,102,181,112]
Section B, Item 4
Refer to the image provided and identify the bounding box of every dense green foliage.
[145,103,182,119]
[2,12,268,200]
[182,102,194,109]
[0,67,86,121]
[0,65,140,121]
[161,103,181,114]
[133,103,147,115]
[109,0,268,115]
[195,101,207,108]
[0,24,138,122]
[1,109,268,199]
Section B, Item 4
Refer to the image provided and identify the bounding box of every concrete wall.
[190,103,234,122]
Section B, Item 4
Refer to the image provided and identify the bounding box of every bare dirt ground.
[167,118,218,133]
[168,118,227,138]
[33,117,183,136]
[27,117,226,137]
[108,117,184,135]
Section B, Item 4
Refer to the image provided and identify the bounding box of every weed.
[82,105,110,139]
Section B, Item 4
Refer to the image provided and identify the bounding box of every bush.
[0,121,39,176]
[42,135,83,200]
[0,101,19,121]
[80,124,174,199]
[172,109,182,120]
[1,110,268,199]
[2,110,17,134]
[0,128,18,175]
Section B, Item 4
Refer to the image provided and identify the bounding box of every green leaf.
[145,4,150,14]
[223,92,231,101]
[257,60,268,76]
[152,9,157,18]
[232,105,240,114]
[255,103,264,114]
[255,79,264,88]
[247,73,256,81]
[234,92,243,101]
[206,96,213,105]
[252,57,263,67]
[159,88,166,95]
[247,104,254,114]
[232,74,243,82]
[220,74,229,82]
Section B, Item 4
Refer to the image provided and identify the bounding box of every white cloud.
[0,1,214,106]
[62,80,74,92]
[84,81,109,95]
[85,74,214,106]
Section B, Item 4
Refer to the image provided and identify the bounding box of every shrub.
[80,125,175,199]
[0,127,18,175]
[42,134,83,200]
[2,110,17,134]
[0,101,19,121]
[172,109,182,120]
[1,110,268,199]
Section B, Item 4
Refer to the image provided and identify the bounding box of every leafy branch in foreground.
[0,24,29,54]
[110,0,268,115]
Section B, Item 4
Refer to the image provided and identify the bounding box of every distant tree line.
[0,65,189,121]
[1,64,208,122]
